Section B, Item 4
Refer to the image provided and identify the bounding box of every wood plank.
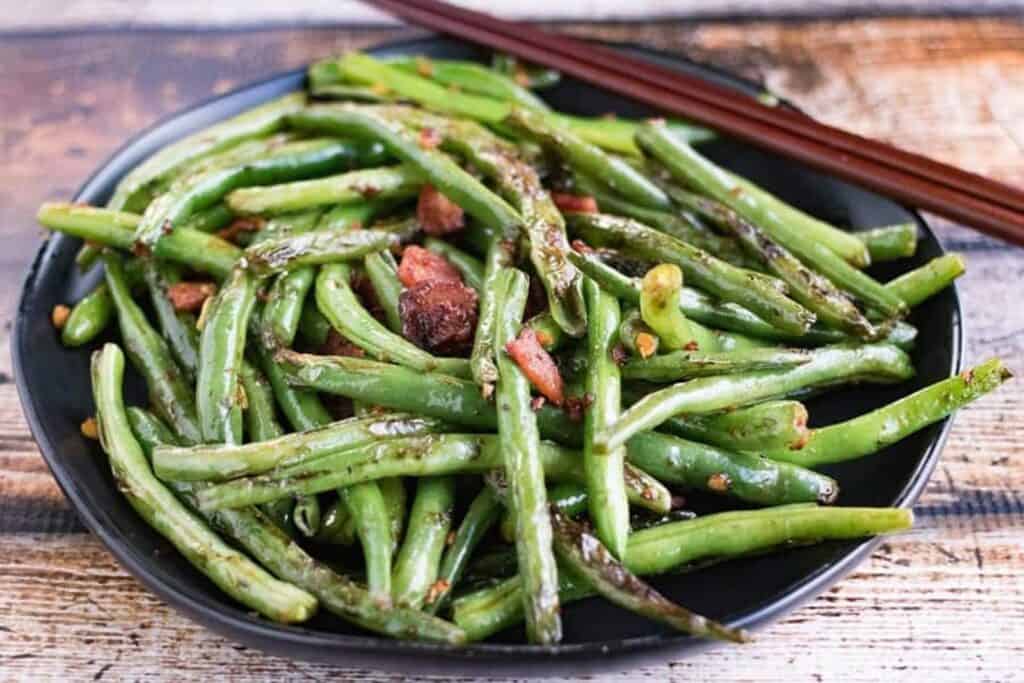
[0,523,1021,680]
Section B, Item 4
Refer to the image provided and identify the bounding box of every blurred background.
[7,0,1023,29]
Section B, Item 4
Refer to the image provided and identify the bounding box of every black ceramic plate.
[14,37,962,676]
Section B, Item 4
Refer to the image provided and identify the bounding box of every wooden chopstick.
[364,0,1024,246]
[385,0,1024,218]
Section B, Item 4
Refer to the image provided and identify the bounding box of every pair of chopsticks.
[363,0,1024,247]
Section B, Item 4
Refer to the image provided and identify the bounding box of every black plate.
[13,37,962,676]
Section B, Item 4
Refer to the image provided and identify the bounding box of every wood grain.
[1,17,1022,681]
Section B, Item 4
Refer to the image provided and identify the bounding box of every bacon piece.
[417,184,465,236]
[505,328,565,406]
[397,245,462,288]
[551,192,598,214]
[399,280,478,355]
[217,216,264,243]
[167,282,217,313]
[320,328,365,358]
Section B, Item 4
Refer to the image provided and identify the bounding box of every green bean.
[292,495,322,538]
[239,360,284,442]
[379,476,407,554]
[363,249,404,333]
[92,344,317,623]
[244,229,396,277]
[262,268,315,348]
[297,300,331,347]
[501,482,590,541]
[556,114,714,157]
[856,223,918,262]
[153,413,448,482]
[671,189,880,339]
[194,433,669,514]
[617,307,659,358]
[597,343,915,454]
[61,283,115,347]
[573,172,748,265]
[470,236,516,392]
[390,57,551,110]
[136,138,384,249]
[525,311,567,352]
[549,508,748,643]
[621,347,811,382]
[341,105,586,336]
[424,237,485,292]
[132,404,462,643]
[627,431,837,506]
[638,125,906,316]
[102,252,202,445]
[108,93,306,213]
[181,202,235,233]
[426,486,503,615]
[38,203,241,280]
[453,504,913,640]
[310,83,399,102]
[226,165,421,215]
[275,350,581,442]
[567,213,815,336]
[505,107,668,210]
[884,253,965,308]
[639,264,698,350]
[318,199,394,231]
[340,482,393,602]
[647,399,810,452]
[490,53,560,89]
[493,268,561,644]
[767,358,1011,467]
[582,278,629,559]
[287,106,521,236]
[316,263,471,377]
[219,500,466,644]
[197,267,257,444]
[141,260,201,382]
[314,497,356,546]
[254,345,334,435]
[392,476,456,609]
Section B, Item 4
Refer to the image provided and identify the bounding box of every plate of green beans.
[15,37,1008,675]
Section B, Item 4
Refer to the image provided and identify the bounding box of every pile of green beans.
[39,49,1009,649]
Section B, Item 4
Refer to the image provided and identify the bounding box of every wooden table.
[2,17,1023,681]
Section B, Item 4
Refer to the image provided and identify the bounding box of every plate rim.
[12,35,964,674]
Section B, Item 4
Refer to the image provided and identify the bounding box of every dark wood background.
[1,17,1023,681]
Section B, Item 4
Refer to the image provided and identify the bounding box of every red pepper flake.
[505,328,565,406]
[51,304,71,330]
[683,340,699,351]
[131,241,152,258]
[80,416,100,440]
[167,281,217,313]
[551,192,599,214]
[418,127,442,150]
[424,579,450,606]
[414,56,434,77]
[570,239,595,254]
[707,472,732,493]
[960,368,975,383]
[636,333,658,359]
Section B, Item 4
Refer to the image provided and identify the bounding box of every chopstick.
[363,0,1024,247]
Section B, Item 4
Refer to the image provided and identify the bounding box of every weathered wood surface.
[1,17,1022,681]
